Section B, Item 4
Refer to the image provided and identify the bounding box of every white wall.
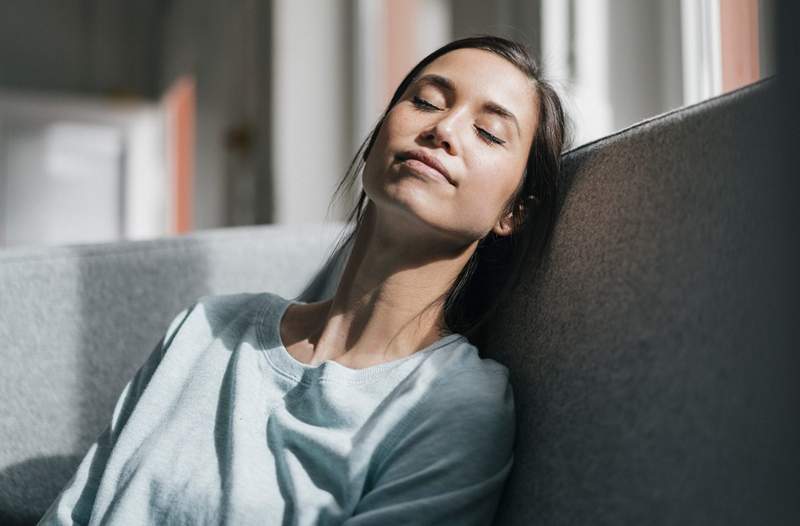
[543,0,686,148]
[271,0,352,224]
[0,89,166,247]
[607,0,683,132]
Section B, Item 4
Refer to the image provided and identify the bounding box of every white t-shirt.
[39,291,515,525]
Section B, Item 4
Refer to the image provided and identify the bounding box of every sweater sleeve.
[37,303,196,526]
[343,367,516,526]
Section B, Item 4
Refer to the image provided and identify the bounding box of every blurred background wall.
[0,0,776,248]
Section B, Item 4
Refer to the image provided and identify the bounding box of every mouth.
[396,150,455,186]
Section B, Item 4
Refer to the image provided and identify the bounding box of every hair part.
[321,34,574,344]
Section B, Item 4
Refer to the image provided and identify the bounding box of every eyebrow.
[414,73,521,138]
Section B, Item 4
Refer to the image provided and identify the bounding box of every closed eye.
[475,126,505,146]
[411,96,506,146]
[412,96,438,111]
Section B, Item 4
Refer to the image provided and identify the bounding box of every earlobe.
[492,212,515,238]
[493,201,530,237]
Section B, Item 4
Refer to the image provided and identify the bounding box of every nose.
[421,110,463,155]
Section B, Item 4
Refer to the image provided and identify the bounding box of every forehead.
[414,48,538,134]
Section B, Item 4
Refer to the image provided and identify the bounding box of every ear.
[491,201,526,238]
[491,211,514,238]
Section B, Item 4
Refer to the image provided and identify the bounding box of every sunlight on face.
[362,48,539,245]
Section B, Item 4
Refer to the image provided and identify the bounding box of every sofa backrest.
[484,76,795,524]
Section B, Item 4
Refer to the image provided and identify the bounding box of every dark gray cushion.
[484,76,798,525]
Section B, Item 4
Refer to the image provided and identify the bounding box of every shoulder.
[355,357,516,524]
[373,361,515,485]
[424,364,515,432]
[405,336,515,428]
[394,348,514,442]
[161,292,272,345]
[419,335,512,397]
[193,291,269,323]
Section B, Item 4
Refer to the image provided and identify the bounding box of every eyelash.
[411,96,505,146]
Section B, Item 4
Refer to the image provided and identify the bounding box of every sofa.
[1,76,796,524]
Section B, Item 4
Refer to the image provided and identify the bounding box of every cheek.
[362,123,403,197]
[381,109,415,143]
[363,119,394,175]
[459,160,519,221]
[363,110,415,179]
[368,111,407,163]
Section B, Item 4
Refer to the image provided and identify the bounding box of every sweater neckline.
[256,292,465,384]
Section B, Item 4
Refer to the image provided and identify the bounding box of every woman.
[40,34,570,525]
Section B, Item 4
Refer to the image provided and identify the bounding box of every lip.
[396,149,455,186]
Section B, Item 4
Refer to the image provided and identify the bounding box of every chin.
[378,185,454,230]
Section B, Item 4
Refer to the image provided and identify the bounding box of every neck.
[298,201,476,363]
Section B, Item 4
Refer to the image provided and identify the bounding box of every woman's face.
[362,47,538,245]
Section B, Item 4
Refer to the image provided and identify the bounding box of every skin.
[280,47,539,369]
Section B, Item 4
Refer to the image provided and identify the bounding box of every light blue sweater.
[38,292,515,525]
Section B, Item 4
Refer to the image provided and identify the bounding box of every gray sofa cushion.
[483,76,796,524]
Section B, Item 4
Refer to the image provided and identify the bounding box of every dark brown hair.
[322,34,573,343]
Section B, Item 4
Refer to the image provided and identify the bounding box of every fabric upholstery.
[482,77,796,525]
